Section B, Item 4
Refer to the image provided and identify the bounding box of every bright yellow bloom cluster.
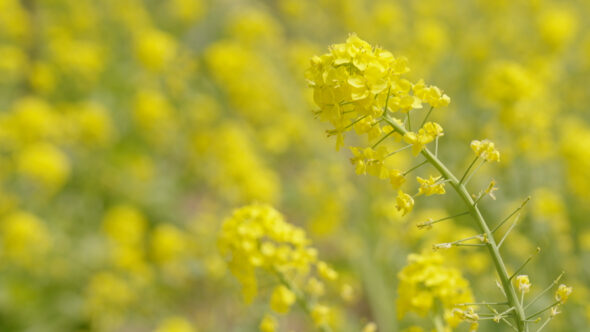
[0,211,52,269]
[269,285,296,313]
[307,35,451,218]
[416,175,446,196]
[219,204,337,330]
[470,139,501,162]
[403,122,444,155]
[218,204,317,303]
[350,146,389,178]
[397,252,475,329]
[259,314,277,332]
[306,34,449,150]
[311,304,331,326]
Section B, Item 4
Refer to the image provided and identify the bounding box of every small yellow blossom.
[413,79,451,107]
[259,314,277,332]
[270,285,296,314]
[154,316,195,332]
[362,322,377,332]
[403,122,443,155]
[516,275,531,293]
[422,121,444,138]
[555,284,572,304]
[317,261,338,281]
[389,169,406,189]
[306,277,325,297]
[350,146,389,178]
[310,304,330,327]
[340,284,355,303]
[470,139,500,162]
[0,211,52,267]
[452,307,479,323]
[417,175,446,196]
[135,29,177,72]
[17,142,70,190]
[485,179,499,200]
[403,131,430,155]
[395,190,415,216]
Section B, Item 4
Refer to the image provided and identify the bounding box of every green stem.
[460,156,479,184]
[417,211,470,229]
[433,314,446,332]
[403,160,428,176]
[372,130,394,149]
[526,301,560,320]
[421,106,434,127]
[384,115,528,331]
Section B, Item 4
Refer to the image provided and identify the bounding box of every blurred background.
[0,0,589,331]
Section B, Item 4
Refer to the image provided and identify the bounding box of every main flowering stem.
[384,115,528,331]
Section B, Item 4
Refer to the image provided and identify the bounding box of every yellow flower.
[403,123,443,156]
[0,211,52,267]
[397,252,474,327]
[306,277,325,297]
[17,142,70,191]
[470,139,500,162]
[422,122,444,138]
[134,29,177,72]
[102,205,147,246]
[307,34,448,150]
[218,204,318,303]
[259,314,277,332]
[555,284,572,304]
[310,304,331,327]
[151,223,188,264]
[270,285,296,314]
[389,169,406,189]
[154,316,196,332]
[417,175,446,196]
[395,190,414,216]
[362,322,377,332]
[317,261,338,281]
[516,275,531,293]
[403,131,430,155]
[350,146,389,178]
[414,79,451,107]
[85,272,135,320]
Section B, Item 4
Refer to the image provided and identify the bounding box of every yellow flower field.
[0,0,588,331]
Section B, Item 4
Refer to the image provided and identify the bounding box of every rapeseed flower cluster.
[219,204,338,331]
[308,35,573,332]
[0,0,587,331]
[307,34,453,217]
[307,34,449,151]
[397,252,476,330]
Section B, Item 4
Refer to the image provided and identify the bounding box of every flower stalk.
[384,114,529,331]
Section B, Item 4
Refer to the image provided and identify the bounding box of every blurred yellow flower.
[259,314,277,332]
[0,211,52,267]
[102,205,147,246]
[154,316,196,332]
[17,142,70,190]
[270,285,296,314]
[135,29,177,72]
